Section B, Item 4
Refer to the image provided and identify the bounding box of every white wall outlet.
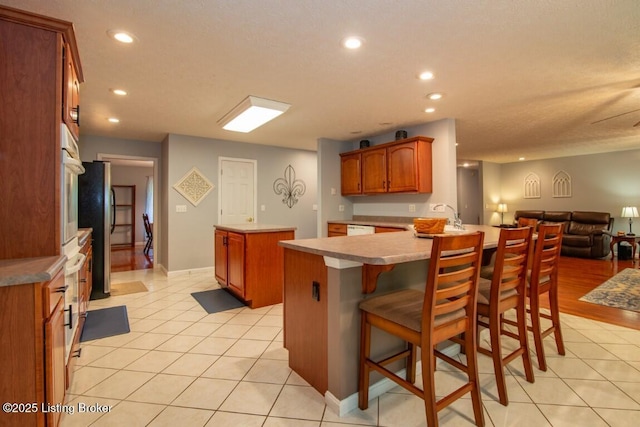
[176,205,187,213]
[260,204,266,211]
[312,204,318,211]
[429,203,445,212]
[338,204,345,212]
[331,187,337,195]
[408,204,416,213]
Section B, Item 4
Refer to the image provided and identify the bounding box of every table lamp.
[497,203,508,225]
[621,206,639,235]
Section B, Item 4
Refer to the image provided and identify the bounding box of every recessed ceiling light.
[342,36,364,49]
[519,157,525,161]
[419,71,434,80]
[107,30,136,43]
[425,107,436,113]
[427,93,443,100]
[108,117,120,123]
[110,88,128,96]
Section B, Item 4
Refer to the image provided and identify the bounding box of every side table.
[609,234,640,260]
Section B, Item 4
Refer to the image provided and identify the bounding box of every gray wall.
[493,149,640,232]
[164,133,317,272]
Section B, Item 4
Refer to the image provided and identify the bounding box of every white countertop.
[279,225,502,265]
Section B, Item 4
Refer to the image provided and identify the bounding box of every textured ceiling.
[4,0,640,163]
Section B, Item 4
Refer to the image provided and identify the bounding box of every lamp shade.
[497,203,508,213]
[621,206,639,218]
[218,95,290,133]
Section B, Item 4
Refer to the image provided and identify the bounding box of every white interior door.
[219,157,256,224]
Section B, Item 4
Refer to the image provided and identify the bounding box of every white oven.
[61,123,85,360]
[61,124,84,247]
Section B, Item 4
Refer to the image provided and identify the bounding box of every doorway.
[218,157,257,225]
[97,153,159,272]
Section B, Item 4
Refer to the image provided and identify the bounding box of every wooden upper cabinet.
[387,140,432,192]
[340,136,433,195]
[340,152,362,195]
[63,43,81,139]
[362,147,387,193]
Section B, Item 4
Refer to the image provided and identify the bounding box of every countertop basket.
[413,218,447,234]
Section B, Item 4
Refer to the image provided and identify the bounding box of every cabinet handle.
[55,285,69,293]
[80,279,87,283]
[382,180,386,189]
[74,348,82,358]
[71,105,80,126]
[64,304,73,330]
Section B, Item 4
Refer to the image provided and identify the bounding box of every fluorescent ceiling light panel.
[219,96,291,133]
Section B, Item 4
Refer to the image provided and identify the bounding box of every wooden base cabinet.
[0,260,66,427]
[214,227,295,308]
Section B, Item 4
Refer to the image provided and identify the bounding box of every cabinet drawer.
[328,223,347,235]
[43,268,65,318]
[375,226,405,233]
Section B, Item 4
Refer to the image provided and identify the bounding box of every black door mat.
[80,305,130,342]
[191,289,245,314]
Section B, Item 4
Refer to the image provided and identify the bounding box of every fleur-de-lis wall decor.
[273,165,306,208]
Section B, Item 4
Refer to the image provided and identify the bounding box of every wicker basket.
[413,218,447,234]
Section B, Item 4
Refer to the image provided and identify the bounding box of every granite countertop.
[279,225,502,265]
[0,255,67,287]
[215,224,297,233]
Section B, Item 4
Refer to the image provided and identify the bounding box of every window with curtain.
[145,175,154,222]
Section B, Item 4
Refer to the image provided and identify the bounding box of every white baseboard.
[325,342,462,417]
[166,266,215,277]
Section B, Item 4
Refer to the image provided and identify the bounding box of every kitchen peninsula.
[279,225,501,415]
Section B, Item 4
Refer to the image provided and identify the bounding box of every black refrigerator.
[78,161,113,300]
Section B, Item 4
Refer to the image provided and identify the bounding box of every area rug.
[579,268,640,312]
[110,280,148,296]
[80,305,130,342]
[191,289,245,314]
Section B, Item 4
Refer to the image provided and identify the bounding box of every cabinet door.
[340,153,362,195]
[45,297,66,427]
[227,232,245,297]
[214,230,228,285]
[361,148,387,193]
[387,141,419,192]
[63,43,80,139]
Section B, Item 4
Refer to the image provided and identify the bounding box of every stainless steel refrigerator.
[78,161,113,299]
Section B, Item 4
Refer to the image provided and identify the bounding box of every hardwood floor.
[110,246,153,272]
[551,255,640,330]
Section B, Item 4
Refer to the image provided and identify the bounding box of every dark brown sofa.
[514,210,614,258]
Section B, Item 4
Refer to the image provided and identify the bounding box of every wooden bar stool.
[476,227,534,406]
[502,222,565,371]
[358,232,485,427]
[527,223,565,371]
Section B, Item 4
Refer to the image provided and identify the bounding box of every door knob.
[247,217,254,222]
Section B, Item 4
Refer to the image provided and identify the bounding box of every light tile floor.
[61,269,640,427]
